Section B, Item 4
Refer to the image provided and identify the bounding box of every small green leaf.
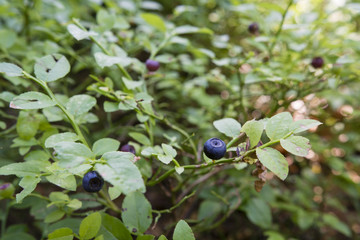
[173,25,213,35]
[67,199,82,210]
[48,227,74,240]
[96,9,115,30]
[323,213,351,237]
[280,136,310,157]
[129,132,151,146]
[264,231,285,240]
[161,144,177,157]
[79,212,102,240]
[0,161,48,177]
[256,147,288,180]
[108,186,122,200]
[213,118,242,138]
[16,176,41,203]
[0,62,23,77]
[10,92,56,109]
[66,94,96,116]
[98,213,132,240]
[104,101,119,112]
[67,24,98,40]
[136,235,155,240]
[243,198,272,229]
[141,13,166,32]
[175,166,184,174]
[265,112,293,140]
[45,132,79,148]
[241,120,264,148]
[49,192,70,202]
[173,220,195,240]
[0,29,17,48]
[46,173,77,191]
[289,119,322,134]
[94,52,131,68]
[158,235,168,240]
[95,151,145,195]
[122,77,144,90]
[93,138,120,156]
[45,209,66,223]
[16,111,40,140]
[157,154,173,164]
[121,191,153,234]
[34,54,70,82]
[54,142,94,168]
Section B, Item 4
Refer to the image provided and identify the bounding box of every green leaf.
[0,62,23,77]
[264,231,285,240]
[173,25,213,35]
[96,9,115,30]
[122,77,144,90]
[46,173,77,191]
[95,151,145,195]
[45,132,79,148]
[66,94,96,116]
[104,101,119,112]
[129,132,151,146]
[141,13,166,32]
[10,92,56,109]
[213,118,242,138]
[256,148,288,180]
[121,191,152,234]
[0,29,17,48]
[34,54,70,82]
[16,111,40,140]
[289,119,322,134]
[243,198,272,229]
[94,52,131,68]
[98,213,132,240]
[108,186,122,200]
[280,136,310,157]
[175,166,184,174]
[265,112,293,140]
[79,212,102,240]
[54,142,94,168]
[158,235,168,240]
[67,199,82,210]
[136,235,155,240]
[241,120,264,148]
[173,220,195,240]
[157,154,173,164]
[49,192,70,202]
[16,176,41,203]
[93,138,120,156]
[45,209,66,223]
[1,232,36,240]
[0,161,48,177]
[24,150,50,162]
[48,227,74,240]
[67,24,98,41]
[323,214,351,237]
[161,144,177,157]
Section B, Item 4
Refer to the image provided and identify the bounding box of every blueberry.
[82,171,104,193]
[121,144,136,154]
[0,183,15,200]
[203,138,226,160]
[145,59,160,72]
[311,57,324,68]
[248,22,259,34]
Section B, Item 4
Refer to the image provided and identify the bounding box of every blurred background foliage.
[0,0,360,239]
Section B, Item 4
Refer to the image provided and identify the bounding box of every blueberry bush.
[0,0,359,239]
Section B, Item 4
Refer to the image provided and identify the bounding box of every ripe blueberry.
[82,171,104,193]
[311,57,324,68]
[248,22,259,34]
[203,138,226,160]
[145,59,160,72]
[121,144,136,154]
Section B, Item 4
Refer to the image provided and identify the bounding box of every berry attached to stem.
[203,138,227,160]
[145,59,160,72]
[248,22,259,35]
[82,171,104,193]
[311,57,324,68]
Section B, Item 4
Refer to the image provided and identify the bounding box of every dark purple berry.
[121,144,136,154]
[248,22,259,34]
[311,57,324,68]
[145,59,160,72]
[82,171,104,193]
[203,138,226,160]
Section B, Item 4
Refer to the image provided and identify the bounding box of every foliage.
[0,0,359,239]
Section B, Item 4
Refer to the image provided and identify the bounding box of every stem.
[237,72,247,121]
[148,132,294,186]
[226,133,245,149]
[268,0,294,57]
[98,190,121,214]
[150,32,174,59]
[22,71,90,148]
[152,191,195,214]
